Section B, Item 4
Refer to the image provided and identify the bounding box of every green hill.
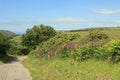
[0,30,18,38]
[23,27,120,80]
[68,26,120,32]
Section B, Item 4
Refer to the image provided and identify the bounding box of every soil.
[0,56,32,80]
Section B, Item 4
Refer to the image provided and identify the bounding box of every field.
[103,28,120,40]
[68,27,120,40]
[22,27,120,80]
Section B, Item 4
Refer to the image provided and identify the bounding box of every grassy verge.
[0,61,3,64]
[23,58,120,80]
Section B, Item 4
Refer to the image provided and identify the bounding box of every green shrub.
[35,33,81,56]
[57,47,70,58]
[88,30,109,40]
[29,50,36,57]
[71,44,99,61]
[0,32,10,56]
[28,30,120,63]
[99,40,120,62]
[21,24,56,49]
[8,40,30,55]
[8,41,19,55]
[19,46,30,55]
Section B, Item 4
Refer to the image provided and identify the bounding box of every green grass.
[69,27,120,40]
[103,28,120,40]
[11,35,22,43]
[23,58,120,80]
[0,61,3,64]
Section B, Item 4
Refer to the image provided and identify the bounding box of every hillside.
[67,27,120,40]
[1,26,120,80]
[23,27,120,80]
[68,27,120,32]
[0,30,18,38]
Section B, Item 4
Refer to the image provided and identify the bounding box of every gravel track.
[0,56,32,80]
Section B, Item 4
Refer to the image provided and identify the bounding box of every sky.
[0,0,120,33]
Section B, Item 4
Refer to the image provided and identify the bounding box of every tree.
[21,24,56,49]
[0,32,10,56]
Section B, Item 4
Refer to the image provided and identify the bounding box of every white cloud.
[55,18,87,22]
[94,9,120,14]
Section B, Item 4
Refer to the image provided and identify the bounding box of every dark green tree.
[21,24,56,49]
[0,32,10,56]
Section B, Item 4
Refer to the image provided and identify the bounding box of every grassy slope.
[11,36,22,43]
[23,27,120,80]
[103,28,120,40]
[23,58,120,80]
[0,30,18,37]
[71,27,120,40]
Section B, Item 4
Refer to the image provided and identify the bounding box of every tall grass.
[23,58,120,80]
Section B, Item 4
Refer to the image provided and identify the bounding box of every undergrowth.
[29,30,120,63]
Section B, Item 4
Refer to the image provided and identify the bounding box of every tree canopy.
[21,24,56,49]
[0,32,10,56]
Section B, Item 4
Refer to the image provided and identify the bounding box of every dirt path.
[0,56,32,80]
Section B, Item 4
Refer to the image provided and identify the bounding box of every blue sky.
[0,0,120,33]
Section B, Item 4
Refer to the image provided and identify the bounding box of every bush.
[57,47,70,58]
[0,32,10,56]
[88,30,109,40]
[21,24,56,49]
[8,40,30,55]
[71,44,99,61]
[19,47,30,55]
[99,40,120,62]
[29,30,120,63]
[34,33,81,57]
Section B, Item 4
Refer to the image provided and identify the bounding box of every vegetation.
[99,40,120,62]
[88,29,109,40]
[21,24,56,49]
[0,26,120,80]
[69,27,120,40]
[8,40,30,56]
[8,35,30,56]
[23,58,120,80]
[30,30,111,61]
[22,27,120,80]
[0,32,12,64]
[0,30,18,38]
[0,32,10,56]
[30,33,81,57]
[1,24,57,62]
